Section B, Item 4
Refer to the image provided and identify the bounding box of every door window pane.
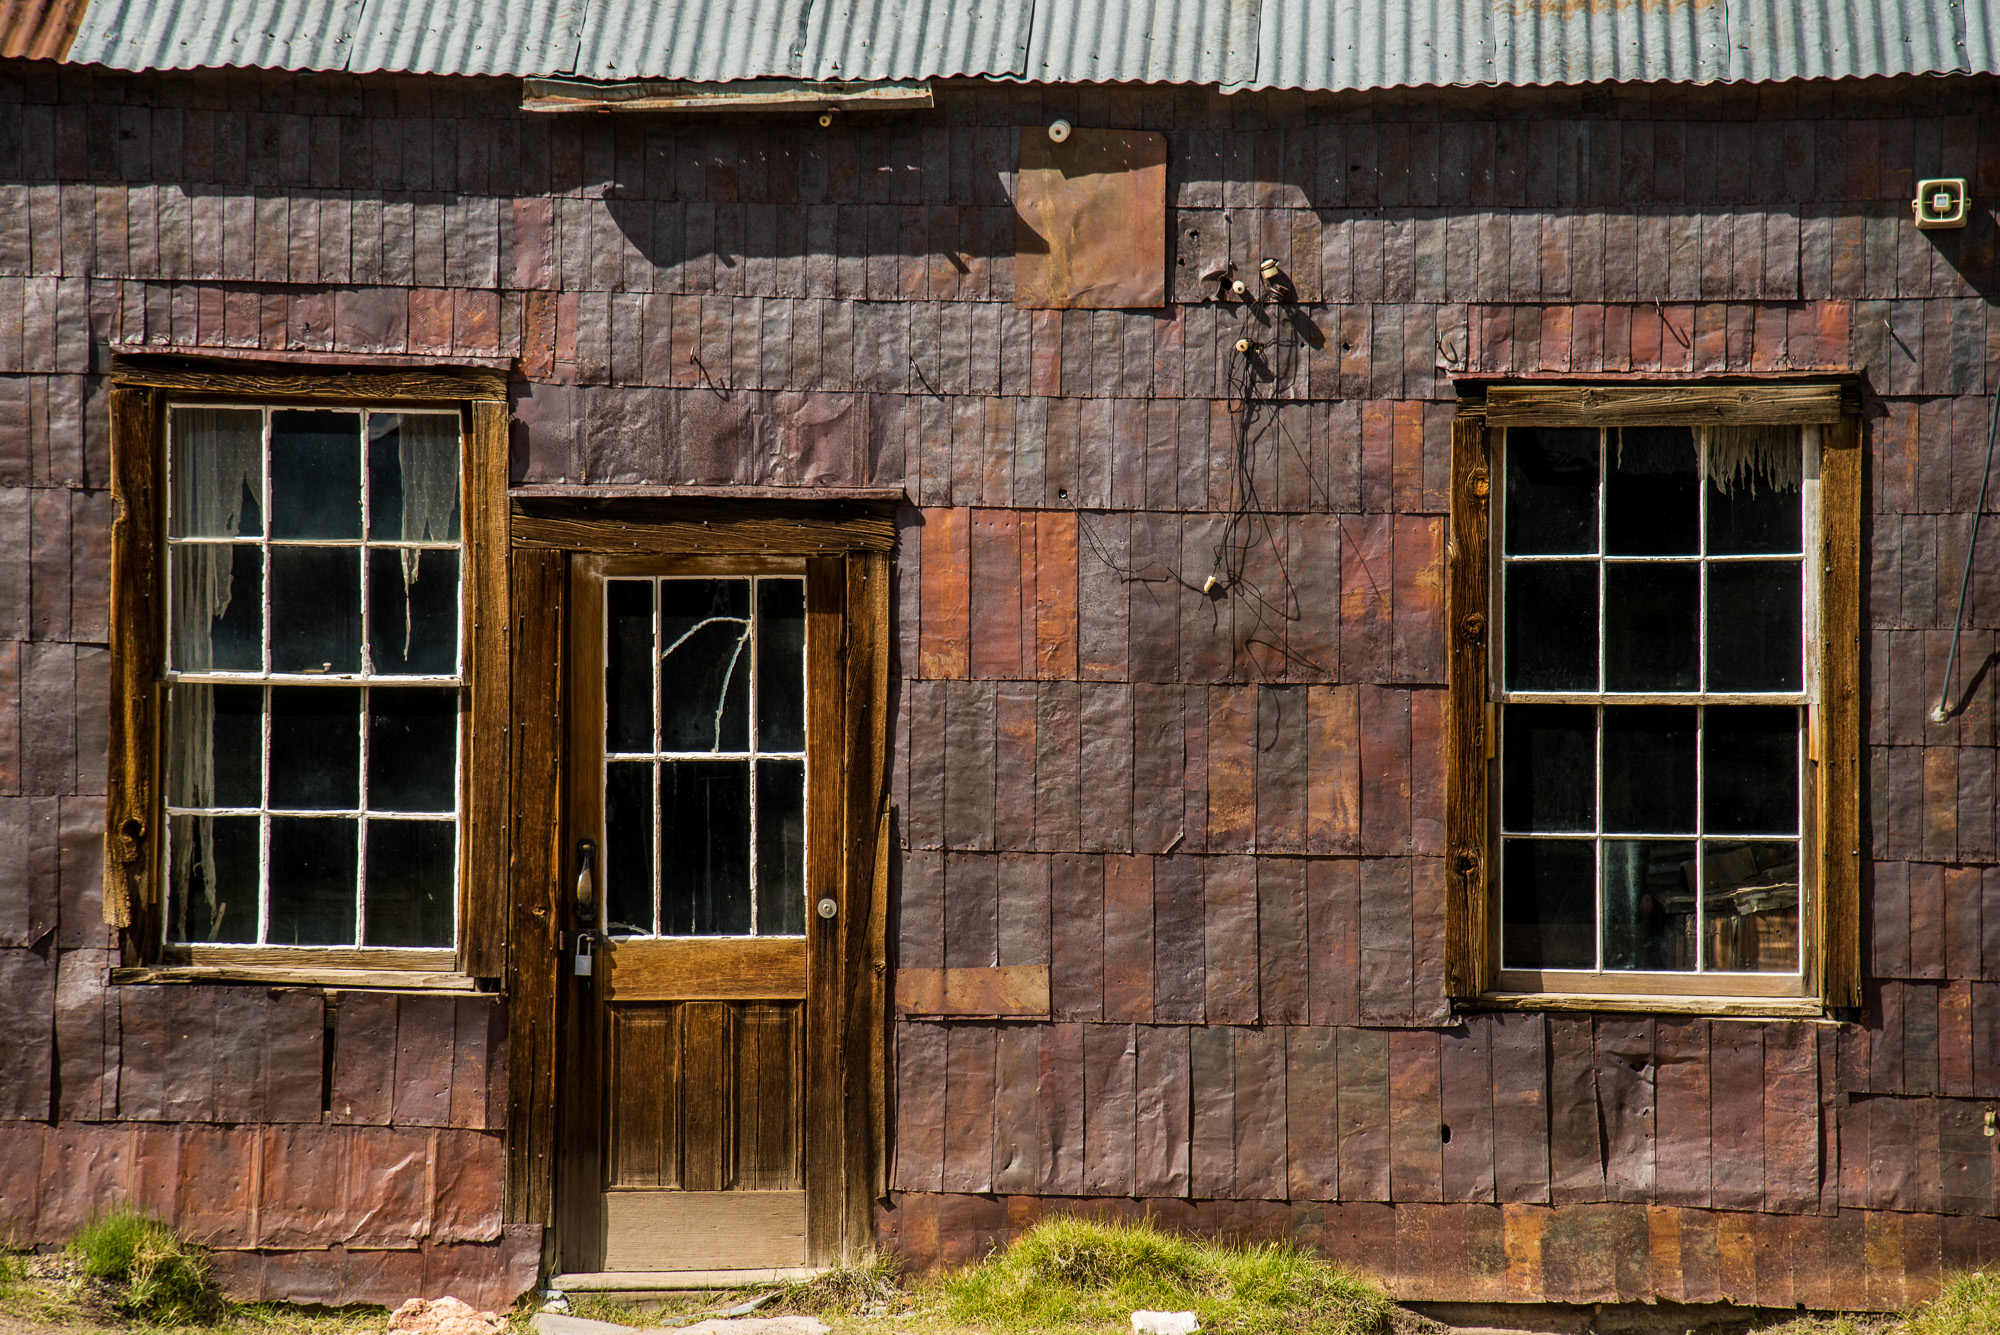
[603,576,809,938]
[661,760,752,935]
[659,580,752,752]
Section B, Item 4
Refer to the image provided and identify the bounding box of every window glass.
[604,576,809,937]
[1498,425,1806,979]
[163,408,464,950]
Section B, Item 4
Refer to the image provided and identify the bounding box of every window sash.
[159,402,467,952]
[1443,397,1858,1009]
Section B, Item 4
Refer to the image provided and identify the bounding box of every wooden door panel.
[602,1191,807,1270]
[604,999,802,1193]
[603,938,807,1001]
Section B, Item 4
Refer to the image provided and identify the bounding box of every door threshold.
[551,1269,828,1291]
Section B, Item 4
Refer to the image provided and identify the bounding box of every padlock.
[574,933,596,978]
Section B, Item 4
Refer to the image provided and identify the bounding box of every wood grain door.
[562,553,828,1275]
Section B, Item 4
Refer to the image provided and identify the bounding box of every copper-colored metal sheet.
[1015,128,1167,310]
[894,965,1049,1017]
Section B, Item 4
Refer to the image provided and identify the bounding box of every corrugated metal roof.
[56,0,2000,88]
[795,0,1032,81]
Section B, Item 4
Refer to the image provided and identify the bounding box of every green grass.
[69,1209,224,1326]
[933,1216,1394,1335]
[1904,1270,2000,1335]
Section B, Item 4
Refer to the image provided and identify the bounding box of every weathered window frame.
[104,357,511,989]
[1445,381,1862,1017]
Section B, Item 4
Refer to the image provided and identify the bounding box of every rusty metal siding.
[5,65,2000,1309]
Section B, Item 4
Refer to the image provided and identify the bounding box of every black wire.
[1933,391,2000,722]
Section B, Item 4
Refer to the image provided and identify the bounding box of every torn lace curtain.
[379,413,462,659]
[1699,423,1802,494]
[169,408,262,940]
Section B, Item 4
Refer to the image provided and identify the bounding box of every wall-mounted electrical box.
[1913,177,1969,229]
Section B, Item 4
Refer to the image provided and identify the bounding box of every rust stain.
[0,0,91,60]
[1015,128,1167,311]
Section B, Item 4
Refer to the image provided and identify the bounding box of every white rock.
[1130,1311,1201,1335]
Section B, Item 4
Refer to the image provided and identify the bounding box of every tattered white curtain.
[1700,423,1801,494]
[169,408,260,940]
[386,413,461,658]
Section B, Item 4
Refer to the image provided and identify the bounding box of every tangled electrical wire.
[1075,272,1337,679]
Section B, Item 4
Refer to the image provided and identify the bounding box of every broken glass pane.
[270,410,362,540]
[1701,839,1801,972]
[757,580,806,752]
[267,815,359,944]
[367,547,460,675]
[169,813,259,944]
[605,760,656,935]
[368,687,458,813]
[171,543,264,673]
[1505,428,1599,555]
[269,686,360,810]
[270,546,361,674]
[363,818,455,947]
[367,413,461,543]
[1500,838,1595,970]
[166,683,262,809]
[170,408,264,538]
[659,579,751,753]
[660,759,751,934]
[606,581,656,753]
[1602,839,1697,971]
[756,758,807,935]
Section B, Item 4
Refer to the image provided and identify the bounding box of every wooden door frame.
[501,501,894,1272]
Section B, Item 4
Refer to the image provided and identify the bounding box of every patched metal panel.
[1015,127,1167,310]
[67,0,363,71]
[571,0,809,81]
[797,0,1032,80]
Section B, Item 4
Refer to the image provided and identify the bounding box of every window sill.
[1467,991,1827,1019]
[113,963,478,991]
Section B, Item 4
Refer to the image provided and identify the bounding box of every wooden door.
[562,553,826,1275]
